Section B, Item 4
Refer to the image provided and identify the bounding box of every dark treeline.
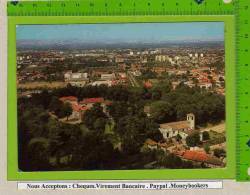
[27,83,225,125]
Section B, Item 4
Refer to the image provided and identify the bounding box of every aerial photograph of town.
[16,22,226,171]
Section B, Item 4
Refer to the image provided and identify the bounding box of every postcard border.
[8,15,235,180]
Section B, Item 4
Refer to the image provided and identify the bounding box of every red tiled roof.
[144,81,153,88]
[181,150,223,166]
[111,80,117,85]
[59,96,78,102]
[71,104,88,112]
[183,150,209,162]
[80,97,104,104]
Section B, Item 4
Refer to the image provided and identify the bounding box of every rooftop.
[80,97,105,104]
[144,81,153,88]
[59,96,78,102]
[160,121,190,130]
[178,150,223,166]
[145,139,158,146]
[72,104,88,112]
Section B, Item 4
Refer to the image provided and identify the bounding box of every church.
[159,113,195,140]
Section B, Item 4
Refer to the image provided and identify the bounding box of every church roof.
[160,120,190,130]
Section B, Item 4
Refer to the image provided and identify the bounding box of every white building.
[159,113,195,140]
[155,55,167,62]
[198,82,213,89]
[132,70,142,77]
[64,71,89,87]
[100,73,115,80]
[71,73,88,79]
[91,80,112,87]
[64,71,88,81]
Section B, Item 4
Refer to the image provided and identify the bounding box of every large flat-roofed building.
[64,71,88,80]
[100,73,115,80]
[64,71,89,87]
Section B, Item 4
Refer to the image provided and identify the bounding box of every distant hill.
[17,40,224,50]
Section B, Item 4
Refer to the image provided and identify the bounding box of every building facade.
[159,113,195,140]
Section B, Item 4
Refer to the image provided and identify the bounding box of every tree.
[31,90,52,109]
[150,101,175,123]
[151,89,162,100]
[27,138,51,171]
[176,134,182,142]
[116,116,145,154]
[49,97,73,119]
[160,153,183,168]
[70,134,116,170]
[146,129,163,142]
[93,118,107,133]
[115,115,147,154]
[83,103,108,133]
[162,87,225,125]
[59,102,73,120]
[49,96,62,114]
[214,148,226,158]
[19,106,50,138]
[140,69,157,80]
[186,132,200,147]
[107,101,129,122]
[204,144,210,154]
[152,80,172,95]
[202,131,210,141]
[192,78,199,84]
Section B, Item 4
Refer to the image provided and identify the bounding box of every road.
[127,71,140,87]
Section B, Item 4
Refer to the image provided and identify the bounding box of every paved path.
[127,71,140,87]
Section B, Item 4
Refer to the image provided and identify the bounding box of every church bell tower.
[187,113,195,130]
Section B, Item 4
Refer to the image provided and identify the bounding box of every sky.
[16,22,224,43]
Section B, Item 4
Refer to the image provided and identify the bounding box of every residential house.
[59,96,78,105]
[144,81,153,88]
[59,96,86,121]
[69,104,88,121]
[145,139,158,150]
[176,150,224,168]
[79,97,112,113]
[198,82,212,89]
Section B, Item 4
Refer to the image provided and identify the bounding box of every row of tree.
[40,83,224,126]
